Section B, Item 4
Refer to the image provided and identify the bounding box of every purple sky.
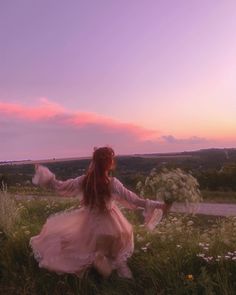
[1,1,236,160]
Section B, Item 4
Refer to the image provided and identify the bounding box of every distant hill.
[1,147,236,191]
[1,148,236,166]
[135,148,236,159]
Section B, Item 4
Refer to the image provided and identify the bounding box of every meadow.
[1,150,236,294]
[1,191,236,295]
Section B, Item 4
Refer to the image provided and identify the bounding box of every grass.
[9,184,236,204]
[201,190,236,203]
[8,185,56,197]
[1,192,236,294]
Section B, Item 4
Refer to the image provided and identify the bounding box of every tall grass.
[1,198,236,294]
[0,188,21,236]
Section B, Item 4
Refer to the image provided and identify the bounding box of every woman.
[30,147,169,279]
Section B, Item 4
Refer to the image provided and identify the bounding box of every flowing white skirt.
[30,204,134,276]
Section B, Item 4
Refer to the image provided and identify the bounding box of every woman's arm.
[32,164,84,198]
[111,177,168,230]
[111,177,162,209]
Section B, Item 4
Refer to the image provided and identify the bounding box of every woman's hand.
[162,201,173,217]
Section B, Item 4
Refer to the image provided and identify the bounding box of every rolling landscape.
[1,1,236,294]
[1,148,236,197]
[1,148,236,294]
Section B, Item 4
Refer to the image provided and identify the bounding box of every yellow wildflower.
[185,274,194,281]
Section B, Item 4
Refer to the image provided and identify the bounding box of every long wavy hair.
[82,147,115,211]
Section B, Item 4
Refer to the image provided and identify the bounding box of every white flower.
[136,234,144,242]
[197,253,205,258]
[208,256,213,260]
[141,247,147,252]
[136,168,202,206]
[232,257,236,261]
[187,221,194,226]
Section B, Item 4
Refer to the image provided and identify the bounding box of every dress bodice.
[33,165,146,209]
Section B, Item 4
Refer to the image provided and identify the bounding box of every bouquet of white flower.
[136,168,202,212]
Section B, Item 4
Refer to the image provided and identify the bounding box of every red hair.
[82,147,115,211]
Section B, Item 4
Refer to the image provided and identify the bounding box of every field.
[1,191,236,295]
[1,149,236,294]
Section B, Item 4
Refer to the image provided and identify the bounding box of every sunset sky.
[1,0,236,161]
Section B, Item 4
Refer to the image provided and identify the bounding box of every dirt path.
[172,202,236,217]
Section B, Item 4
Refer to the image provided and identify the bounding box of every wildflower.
[232,257,236,261]
[24,230,30,235]
[197,253,205,258]
[136,234,144,242]
[141,247,147,252]
[136,168,202,206]
[176,244,182,248]
[187,221,194,226]
[185,274,194,281]
[208,256,213,261]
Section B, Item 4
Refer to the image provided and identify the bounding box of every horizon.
[1,1,236,161]
[1,147,235,164]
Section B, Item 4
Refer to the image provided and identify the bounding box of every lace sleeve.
[32,165,84,198]
[111,177,147,209]
[111,177,166,230]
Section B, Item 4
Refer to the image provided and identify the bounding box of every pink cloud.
[0,98,64,120]
[1,98,222,161]
[0,99,159,141]
[67,112,159,140]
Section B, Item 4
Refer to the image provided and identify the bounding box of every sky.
[0,0,236,161]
